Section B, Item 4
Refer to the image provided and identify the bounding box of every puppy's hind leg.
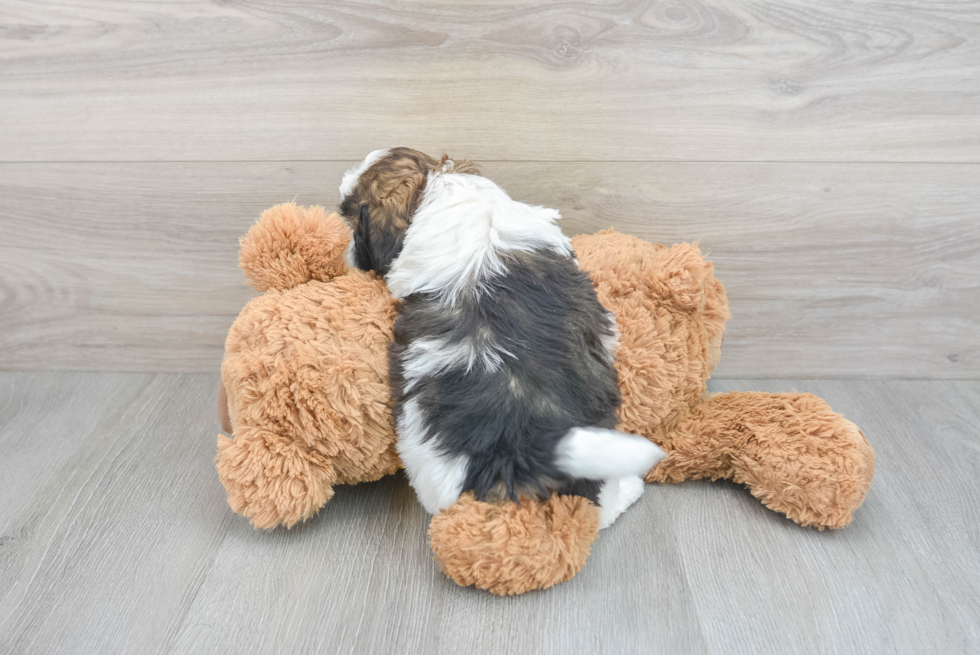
[396,398,469,515]
[597,476,646,529]
[553,427,663,529]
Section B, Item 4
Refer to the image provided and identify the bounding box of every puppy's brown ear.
[368,149,433,230]
[356,148,434,274]
[347,148,479,275]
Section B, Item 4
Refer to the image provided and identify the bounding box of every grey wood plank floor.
[1,373,977,654]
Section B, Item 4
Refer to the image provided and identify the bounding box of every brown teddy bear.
[217,202,875,595]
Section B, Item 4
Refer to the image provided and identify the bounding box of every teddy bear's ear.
[239,203,350,292]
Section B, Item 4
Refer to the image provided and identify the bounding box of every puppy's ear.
[370,150,431,231]
[357,149,434,274]
[345,147,459,275]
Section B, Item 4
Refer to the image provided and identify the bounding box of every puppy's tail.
[555,427,666,480]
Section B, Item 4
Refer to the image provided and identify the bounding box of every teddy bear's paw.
[215,426,337,529]
[428,493,599,596]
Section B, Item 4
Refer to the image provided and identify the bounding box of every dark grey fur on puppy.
[389,248,619,505]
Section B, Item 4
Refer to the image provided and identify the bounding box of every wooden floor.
[0,373,977,654]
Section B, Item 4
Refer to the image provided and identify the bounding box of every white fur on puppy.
[555,427,666,480]
[396,398,469,514]
[385,172,572,303]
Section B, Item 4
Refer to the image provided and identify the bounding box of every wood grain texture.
[0,373,236,653]
[701,379,980,654]
[0,373,977,654]
[1,1,979,162]
[1,161,977,377]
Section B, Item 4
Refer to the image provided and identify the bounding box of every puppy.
[339,148,664,528]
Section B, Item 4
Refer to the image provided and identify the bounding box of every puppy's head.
[338,147,480,275]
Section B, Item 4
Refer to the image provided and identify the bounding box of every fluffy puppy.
[339,148,664,528]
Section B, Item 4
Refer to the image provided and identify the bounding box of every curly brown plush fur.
[429,493,600,596]
[217,203,874,593]
[217,204,399,528]
[238,202,350,292]
[647,391,875,529]
[569,230,873,530]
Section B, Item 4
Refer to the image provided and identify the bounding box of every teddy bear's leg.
[647,392,875,529]
[428,493,600,595]
[215,425,337,529]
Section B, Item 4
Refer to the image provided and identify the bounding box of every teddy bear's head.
[216,203,400,529]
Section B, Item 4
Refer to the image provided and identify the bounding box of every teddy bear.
[216,202,875,595]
